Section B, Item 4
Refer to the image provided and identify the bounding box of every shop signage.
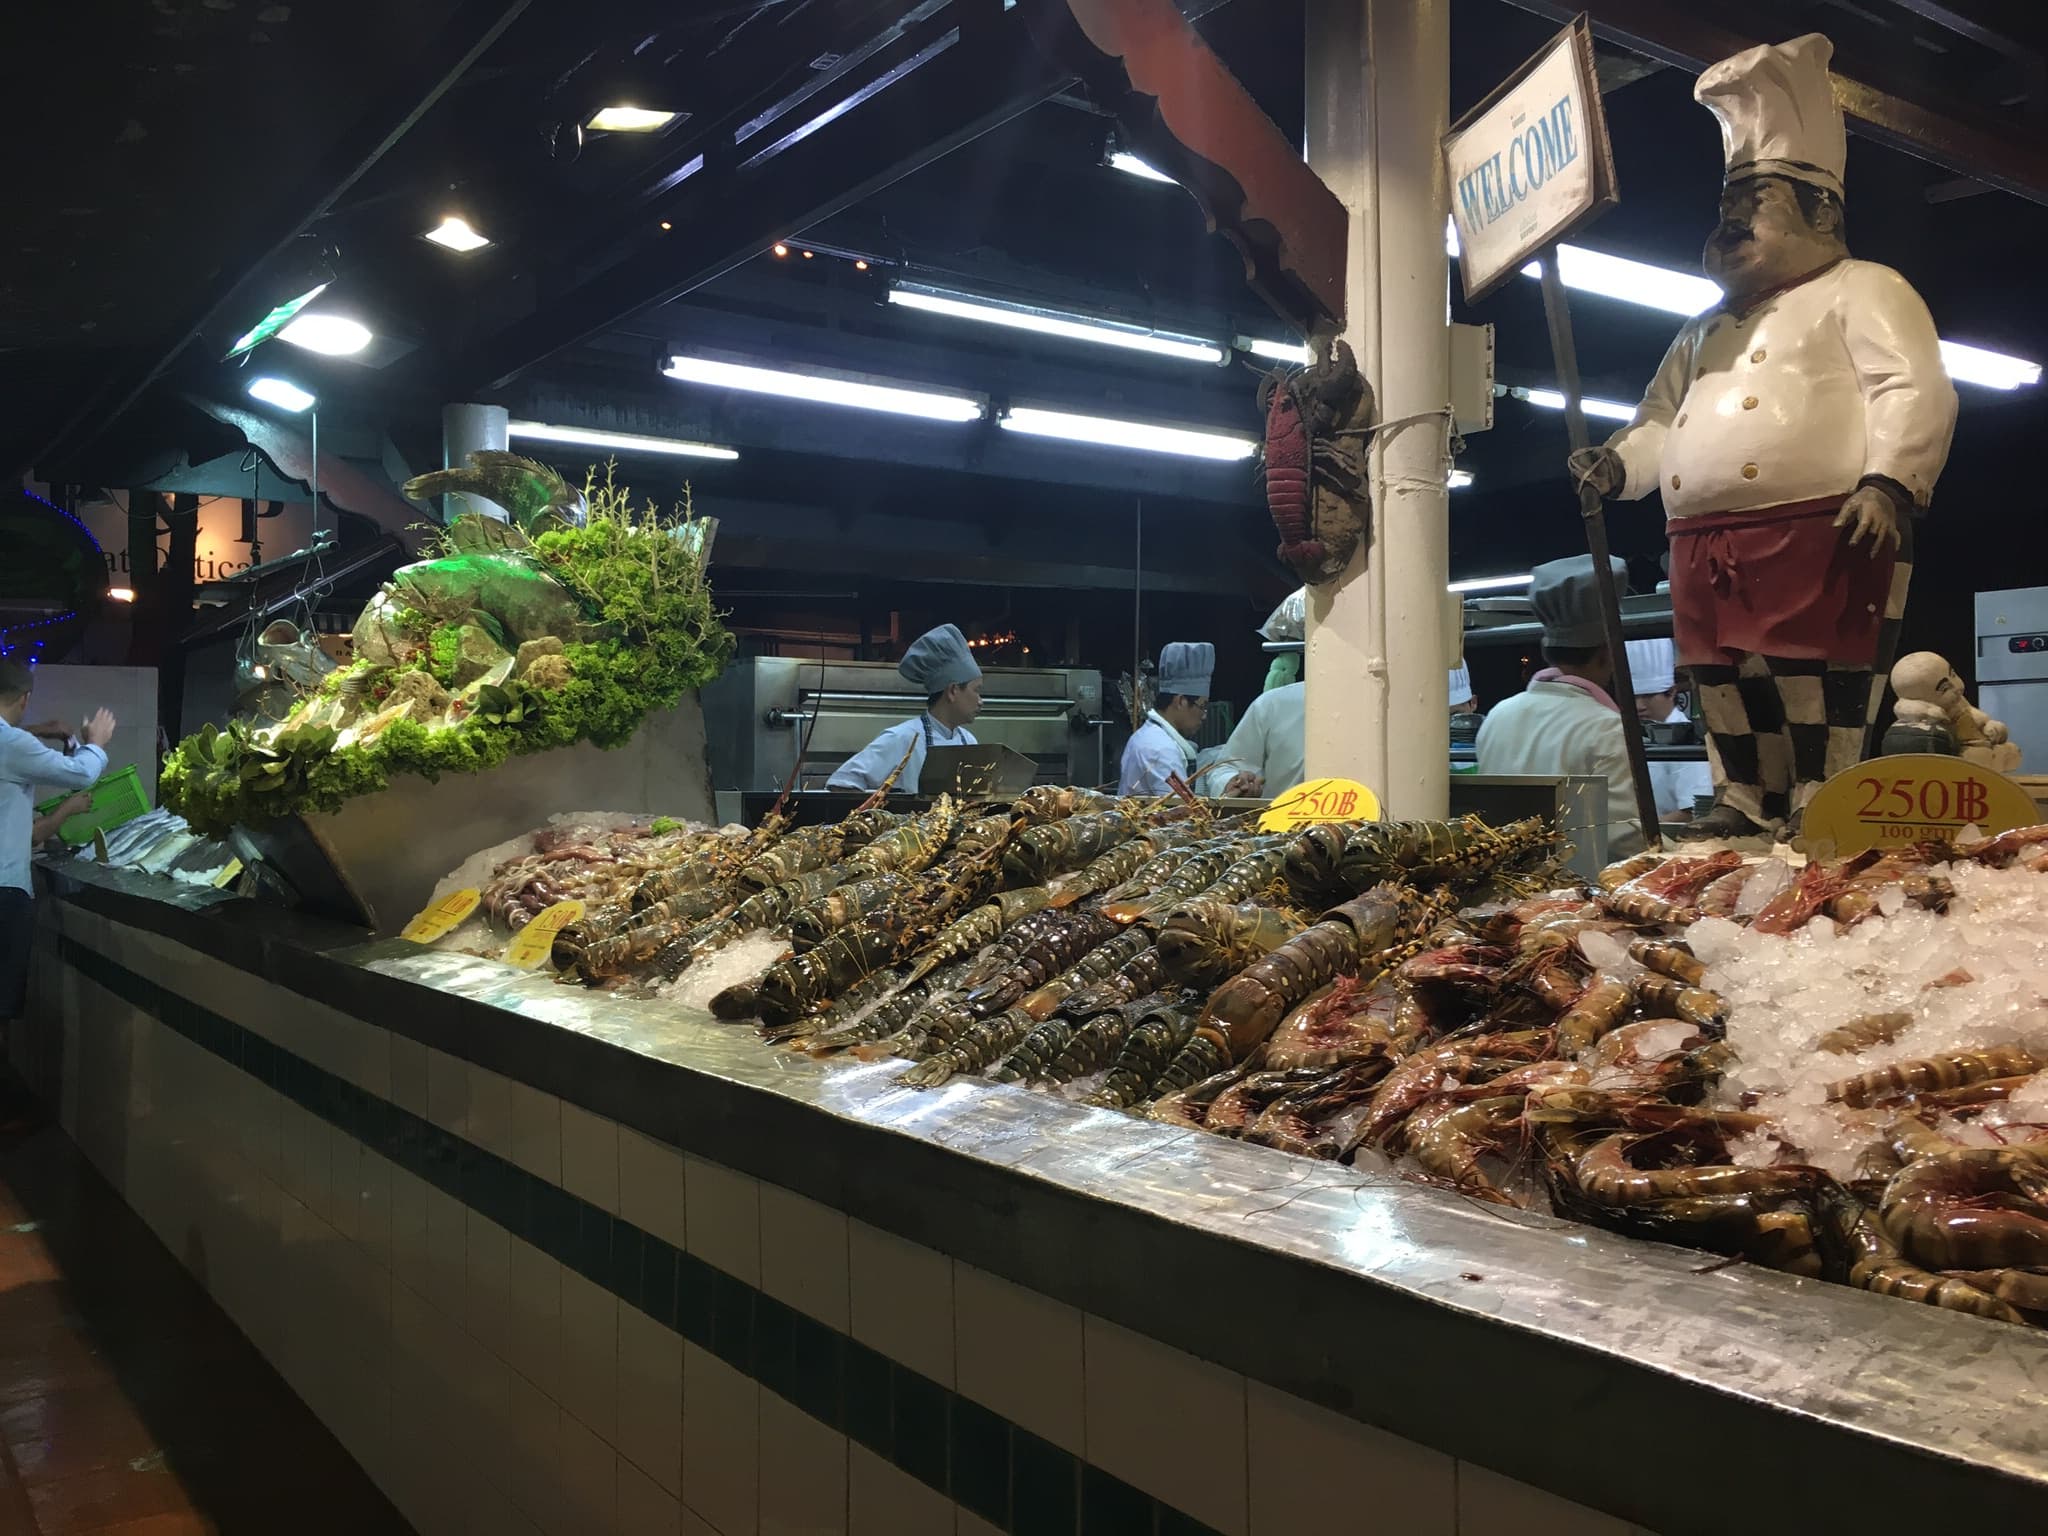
[1258,777,1380,833]
[401,887,481,944]
[505,899,585,970]
[1800,754,2038,856]
[1443,16,1617,303]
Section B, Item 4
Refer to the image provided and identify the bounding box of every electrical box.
[1450,322,1496,435]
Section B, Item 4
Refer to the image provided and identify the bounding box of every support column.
[1303,0,1452,818]
[439,403,509,521]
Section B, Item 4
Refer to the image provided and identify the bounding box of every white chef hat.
[898,623,981,692]
[1258,588,1306,643]
[1695,33,1846,200]
[1158,642,1215,697]
[1625,637,1677,694]
[1448,663,1473,704]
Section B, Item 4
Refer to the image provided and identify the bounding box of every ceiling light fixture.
[772,242,789,258]
[1449,469,1474,489]
[106,587,136,603]
[1447,573,1534,593]
[506,420,737,461]
[854,258,869,271]
[1108,150,1176,185]
[423,215,490,253]
[662,355,985,422]
[890,283,1225,364]
[1518,245,1721,317]
[585,106,676,133]
[1513,386,1637,422]
[278,312,373,357]
[1238,336,1313,366]
[1939,340,2043,390]
[999,406,1256,461]
[248,376,316,413]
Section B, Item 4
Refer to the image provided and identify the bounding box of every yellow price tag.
[211,857,245,889]
[1257,777,1381,832]
[401,887,482,944]
[504,899,585,971]
[1801,754,2038,857]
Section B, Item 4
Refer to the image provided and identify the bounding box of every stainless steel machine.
[700,656,1106,792]
[1978,586,2048,772]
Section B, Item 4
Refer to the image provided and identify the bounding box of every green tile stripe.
[59,936,1222,1536]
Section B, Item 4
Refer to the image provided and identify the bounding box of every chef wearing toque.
[827,623,984,793]
[1476,556,1644,859]
[1120,643,1213,796]
[1627,637,1714,821]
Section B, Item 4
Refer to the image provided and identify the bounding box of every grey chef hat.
[1529,556,1629,648]
[898,623,982,692]
[1157,642,1215,697]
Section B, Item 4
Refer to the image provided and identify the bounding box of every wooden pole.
[1535,248,1662,851]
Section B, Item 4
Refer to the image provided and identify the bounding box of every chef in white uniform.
[826,624,983,792]
[1119,643,1212,796]
[1626,638,1713,821]
[1477,557,1643,860]
[1569,33,1956,840]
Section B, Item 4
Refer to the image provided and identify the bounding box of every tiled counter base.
[25,867,2048,1536]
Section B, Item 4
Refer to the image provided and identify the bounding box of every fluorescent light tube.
[1518,245,1721,317]
[506,421,737,461]
[248,377,315,413]
[424,215,490,252]
[1240,336,1312,366]
[586,106,675,133]
[889,284,1224,364]
[661,355,984,422]
[1449,469,1474,489]
[999,406,1256,461]
[1517,387,1637,422]
[1447,573,1534,593]
[1109,151,1175,184]
[1940,340,2042,390]
[278,313,372,356]
[106,587,135,602]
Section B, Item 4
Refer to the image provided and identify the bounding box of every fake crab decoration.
[1257,338,1374,585]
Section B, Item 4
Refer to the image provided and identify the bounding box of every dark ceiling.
[10,0,2048,632]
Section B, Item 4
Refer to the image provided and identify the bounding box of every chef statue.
[1883,650,2023,771]
[1568,33,1958,841]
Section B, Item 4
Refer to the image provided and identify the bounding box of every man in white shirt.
[2,659,116,1018]
[1627,638,1713,822]
[827,624,982,793]
[1120,643,1212,795]
[1477,557,1643,860]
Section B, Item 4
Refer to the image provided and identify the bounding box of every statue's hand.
[1567,446,1625,499]
[1833,485,1902,556]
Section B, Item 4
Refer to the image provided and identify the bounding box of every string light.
[773,243,789,257]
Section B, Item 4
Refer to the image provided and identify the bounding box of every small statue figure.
[1883,651,2023,772]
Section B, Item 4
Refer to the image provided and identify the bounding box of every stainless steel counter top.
[41,858,2048,1532]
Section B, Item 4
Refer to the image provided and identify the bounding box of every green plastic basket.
[36,764,150,845]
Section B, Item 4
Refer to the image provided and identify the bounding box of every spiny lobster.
[1258,337,1374,585]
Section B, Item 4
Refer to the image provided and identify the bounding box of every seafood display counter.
[25,849,2048,1536]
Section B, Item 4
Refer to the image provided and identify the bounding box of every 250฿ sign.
[1443,17,1616,303]
[1801,754,2039,856]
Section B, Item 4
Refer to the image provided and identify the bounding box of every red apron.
[1667,497,1894,668]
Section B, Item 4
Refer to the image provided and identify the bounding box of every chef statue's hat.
[1158,642,1215,698]
[1694,32,1846,200]
[1625,637,1677,694]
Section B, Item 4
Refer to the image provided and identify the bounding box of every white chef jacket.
[1603,259,1956,519]
[826,714,975,793]
[1119,711,1199,796]
[1197,682,1306,798]
[1476,681,1643,860]
[1648,705,1714,819]
[1,723,106,893]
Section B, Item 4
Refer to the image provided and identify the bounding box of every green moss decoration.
[427,624,463,686]
[161,465,732,838]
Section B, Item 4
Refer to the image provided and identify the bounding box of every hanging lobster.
[1257,338,1374,585]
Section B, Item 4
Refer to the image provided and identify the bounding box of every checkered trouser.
[1687,549,1912,831]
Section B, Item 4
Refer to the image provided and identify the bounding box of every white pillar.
[440,402,510,521]
[1303,0,1452,819]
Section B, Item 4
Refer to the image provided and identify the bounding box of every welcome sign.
[1444,16,1616,303]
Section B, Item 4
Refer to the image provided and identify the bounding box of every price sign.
[1801,754,2038,856]
[1258,777,1381,833]
[400,887,481,944]
[504,899,584,971]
